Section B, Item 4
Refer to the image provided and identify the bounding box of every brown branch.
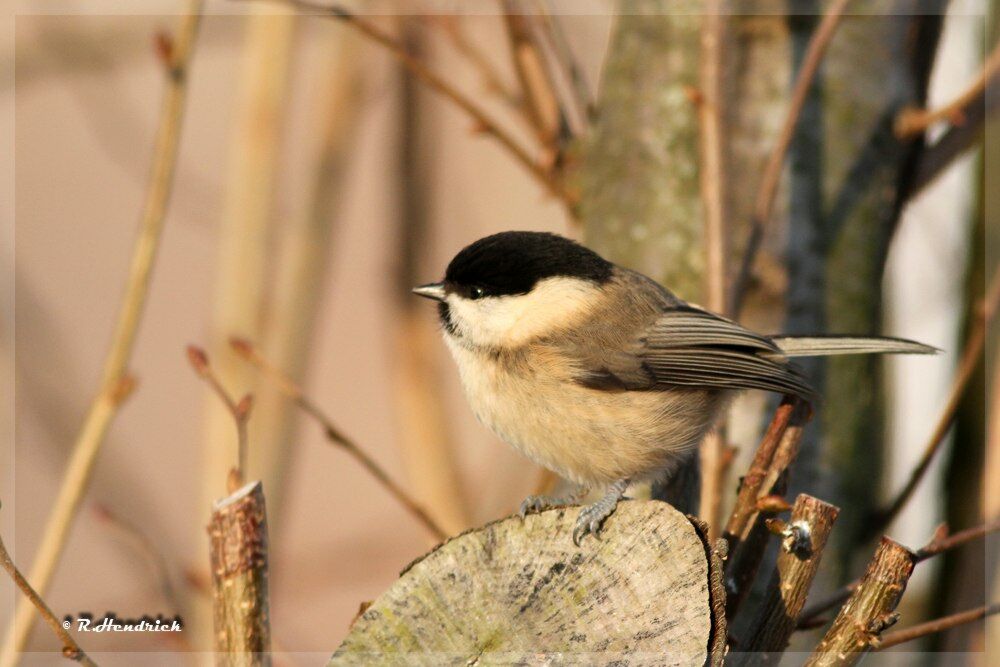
[909,83,999,195]
[697,0,731,538]
[895,39,1000,138]
[516,2,590,138]
[723,397,811,619]
[869,269,1000,534]
[736,495,840,664]
[729,0,851,317]
[805,537,915,666]
[796,518,1000,629]
[207,481,271,661]
[187,346,253,493]
[875,603,1000,650]
[0,524,97,666]
[229,338,448,542]
[247,0,573,207]
[501,2,563,151]
[0,6,203,663]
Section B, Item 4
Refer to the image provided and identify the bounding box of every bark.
[330,502,726,666]
[208,481,272,666]
[733,494,839,664]
[805,537,915,666]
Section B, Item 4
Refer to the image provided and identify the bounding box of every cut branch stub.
[208,480,271,666]
[805,537,915,666]
[330,501,725,666]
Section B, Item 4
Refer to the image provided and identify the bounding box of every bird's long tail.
[766,335,939,358]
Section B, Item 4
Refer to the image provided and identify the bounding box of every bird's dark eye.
[469,286,486,299]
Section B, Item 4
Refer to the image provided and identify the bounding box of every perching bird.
[413,231,935,544]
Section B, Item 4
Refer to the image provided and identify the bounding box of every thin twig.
[730,0,851,317]
[0,7,203,664]
[0,524,97,666]
[245,0,572,207]
[869,269,1000,534]
[526,0,592,134]
[187,346,253,493]
[697,0,731,538]
[895,39,1000,138]
[797,518,1000,628]
[876,603,1000,650]
[229,338,449,542]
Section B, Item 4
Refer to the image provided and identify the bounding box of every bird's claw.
[571,478,629,546]
[572,502,613,545]
[518,495,549,519]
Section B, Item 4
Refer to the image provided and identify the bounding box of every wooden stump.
[331,501,725,666]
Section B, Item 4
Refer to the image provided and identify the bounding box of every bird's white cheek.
[443,278,602,348]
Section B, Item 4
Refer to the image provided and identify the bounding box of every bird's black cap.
[443,231,613,298]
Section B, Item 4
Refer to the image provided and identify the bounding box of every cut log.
[331,501,725,666]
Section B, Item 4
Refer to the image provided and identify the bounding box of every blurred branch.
[0,6,202,664]
[254,0,574,207]
[729,0,851,318]
[0,520,97,666]
[797,518,1000,628]
[392,23,471,536]
[805,537,915,666]
[501,3,563,152]
[697,0,731,537]
[247,26,362,535]
[876,603,1000,651]
[910,85,1000,196]
[230,339,448,542]
[527,0,593,132]
[895,39,1000,138]
[868,269,1000,535]
[187,346,254,493]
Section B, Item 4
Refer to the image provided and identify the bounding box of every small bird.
[413,231,935,544]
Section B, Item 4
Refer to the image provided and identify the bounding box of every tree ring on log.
[331,500,726,666]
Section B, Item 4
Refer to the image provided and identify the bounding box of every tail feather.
[766,335,939,358]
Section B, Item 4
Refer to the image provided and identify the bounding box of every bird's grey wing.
[577,305,817,400]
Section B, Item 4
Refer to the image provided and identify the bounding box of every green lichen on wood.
[574,0,704,300]
[330,502,719,666]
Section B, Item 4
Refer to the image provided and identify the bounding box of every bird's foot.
[518,488,588,519]
[572,479,629,546]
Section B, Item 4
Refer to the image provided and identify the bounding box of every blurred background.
[2,0,997,664]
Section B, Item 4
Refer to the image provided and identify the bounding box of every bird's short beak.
[412,282,446,302]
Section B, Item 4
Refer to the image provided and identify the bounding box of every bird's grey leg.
[573,478,630,546]
[518,487,589,519]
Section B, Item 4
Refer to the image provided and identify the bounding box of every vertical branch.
[0,6,203,664]
[735,495,840,663]
[248,22,362,530]
[208,482,271,665]
[697,0,731,536]
[806,538,915,666]
[391,19,470,535]
[201,1,296,508]
[501,2,563,150]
